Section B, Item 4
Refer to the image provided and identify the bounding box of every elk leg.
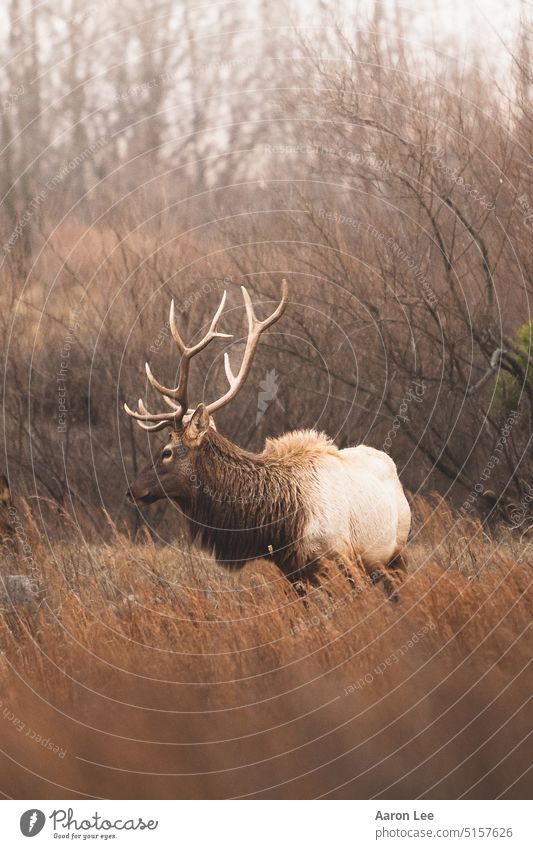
[285,570,309,603]
[383,550,408,601]
[285,564,327,608]
[388,550,409,575]
[369,567,400,603]
[306,566,337,613]
[336,556,358,592]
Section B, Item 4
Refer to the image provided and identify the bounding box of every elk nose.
[127,486,152,503]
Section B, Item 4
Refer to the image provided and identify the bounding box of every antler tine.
[124,398,177,422]
[123,398,183,431]
[145,294,232,403]
[171,290,232,414]
[224,351,238,387]
[206,290,231,339]
[169,298,186,353]
[206,279,288,415]
[125,289,233,431]
[123,404,166,428]
[136,419,173,433]
[162,394,195,417]
[145,361,183,400]
[169,292,231,354]
[162,395,182,411]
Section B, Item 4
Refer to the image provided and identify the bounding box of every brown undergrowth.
[0,498,531,799]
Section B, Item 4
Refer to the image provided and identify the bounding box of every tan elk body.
[125,282,411,593]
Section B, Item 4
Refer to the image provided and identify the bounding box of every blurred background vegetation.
[0,0,531,539]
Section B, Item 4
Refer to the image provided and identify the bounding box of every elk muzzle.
[126,482,159,504]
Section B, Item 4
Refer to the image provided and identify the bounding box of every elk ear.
[186,404,210,445]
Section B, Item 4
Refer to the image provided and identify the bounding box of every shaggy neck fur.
[181,428,334,574]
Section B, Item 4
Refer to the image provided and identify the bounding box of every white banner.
[0,800,530,848]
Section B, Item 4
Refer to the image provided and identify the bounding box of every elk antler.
[124,280,288,432]
[206,278,289,416]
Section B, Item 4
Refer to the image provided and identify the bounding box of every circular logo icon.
[20,810,46,837]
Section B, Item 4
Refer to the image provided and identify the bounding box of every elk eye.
[162,449,172,460]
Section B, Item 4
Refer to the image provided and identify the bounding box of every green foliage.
[495,320,533,408]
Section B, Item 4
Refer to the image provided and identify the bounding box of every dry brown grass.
[0,498,531,799]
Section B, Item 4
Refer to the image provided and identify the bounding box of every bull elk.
[125,281,411,598]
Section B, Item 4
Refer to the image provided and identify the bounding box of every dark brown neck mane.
[182,430,306,573]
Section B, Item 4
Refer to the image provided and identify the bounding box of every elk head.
[125,281,288,505]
